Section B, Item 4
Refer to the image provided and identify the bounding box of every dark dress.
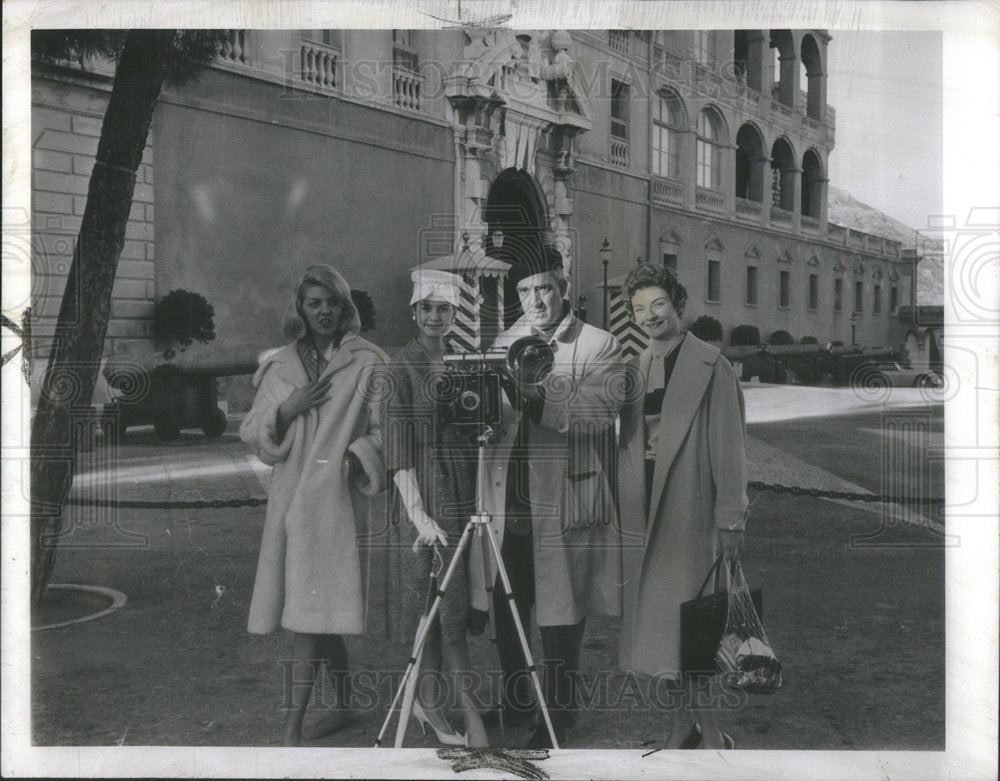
[383,339,476,644]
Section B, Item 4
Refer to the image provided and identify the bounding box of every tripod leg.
[476,516,507,743]
[374,520,476,747]
[482,521,560,749]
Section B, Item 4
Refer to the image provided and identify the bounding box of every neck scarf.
[297,338,336,382]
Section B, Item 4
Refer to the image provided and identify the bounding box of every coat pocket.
[563,470,612,533]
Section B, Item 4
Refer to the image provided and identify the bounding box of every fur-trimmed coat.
[240,333,387,635]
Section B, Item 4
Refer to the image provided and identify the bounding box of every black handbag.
[680,556,762,675]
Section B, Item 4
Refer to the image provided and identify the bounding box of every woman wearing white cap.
[383,268,488,747]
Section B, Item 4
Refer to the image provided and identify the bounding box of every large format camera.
[434,336,554,431]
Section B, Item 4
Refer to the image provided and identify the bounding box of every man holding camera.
[471,246,625,748]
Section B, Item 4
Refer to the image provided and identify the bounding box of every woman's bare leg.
[663,677,697,749]
[321,634,351,710]
[689,675,726,749]
[416,621,456,735]
[282,632,322,746]
[442,637,488,747]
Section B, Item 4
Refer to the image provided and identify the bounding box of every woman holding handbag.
[617,263,748,750]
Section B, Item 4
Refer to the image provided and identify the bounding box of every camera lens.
[459,390,481,412]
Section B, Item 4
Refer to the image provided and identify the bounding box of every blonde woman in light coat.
[241,264,387,746]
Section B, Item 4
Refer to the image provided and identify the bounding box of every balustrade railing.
[735,197,763,221]
[865,234,883,253]
[393,66,423,112]
[652,45,682,73]
[695,187,725,214]
[771,100,793,119]
[610,137,630,168]
[609,30,630,54]
[651,176,684,207]
[218,30,251,65]
[770,205,793,227]
[801,214,821,232]
[300,39,339,90]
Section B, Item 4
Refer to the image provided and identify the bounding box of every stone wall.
[31,76,156,359]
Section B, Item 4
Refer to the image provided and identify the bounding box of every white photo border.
[3,1,998,778]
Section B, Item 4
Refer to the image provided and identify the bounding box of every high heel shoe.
[411,700,467,746]
[680,722,702,749]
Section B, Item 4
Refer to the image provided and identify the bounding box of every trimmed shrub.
[153,289,215,346]
[351,289,377,332]
[768,329,795,345]
[689,315,724,343]
[730,324,761,346]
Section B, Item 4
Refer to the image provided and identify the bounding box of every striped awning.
[413,249,511,279]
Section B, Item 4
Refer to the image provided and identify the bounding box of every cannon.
[103,343,262,440]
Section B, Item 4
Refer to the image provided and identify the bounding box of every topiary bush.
[800,335,818,345]
[768,329,795,345]
[730,324,761,346]
[153,289,215,347]
[689,315,724,343]
[351,289,377,332]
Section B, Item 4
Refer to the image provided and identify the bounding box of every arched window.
[733,30,753,89]
[769,29,794,108]
[801,148,824,218]
[735,123,766,202]
[696,108,724,190]
[770,137,796,212]
[800,34,824,121]
[653,90,685,179]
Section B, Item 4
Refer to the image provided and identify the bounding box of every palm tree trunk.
[30,30,175,605]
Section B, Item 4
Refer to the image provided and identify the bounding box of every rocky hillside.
[827,186,943,304]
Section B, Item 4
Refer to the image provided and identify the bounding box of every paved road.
[72,382,945,511]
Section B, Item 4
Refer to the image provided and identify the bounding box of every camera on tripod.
[434,336,555,431]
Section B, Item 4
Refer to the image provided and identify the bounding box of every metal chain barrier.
[63,484,945,510]
[65,496,267,509]
[747,480,945,506]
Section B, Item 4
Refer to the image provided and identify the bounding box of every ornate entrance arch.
[444,28,594,328]
[484,168,549,326]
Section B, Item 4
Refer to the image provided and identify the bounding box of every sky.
[825,29,944,232]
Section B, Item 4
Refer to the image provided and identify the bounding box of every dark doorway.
[484,168,549,328]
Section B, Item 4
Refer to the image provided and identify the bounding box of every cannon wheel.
[201,408,228,438]
[153,410,181,440]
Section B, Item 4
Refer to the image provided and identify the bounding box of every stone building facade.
[30,28,915,377]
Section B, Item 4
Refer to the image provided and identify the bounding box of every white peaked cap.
[409,268,461,307]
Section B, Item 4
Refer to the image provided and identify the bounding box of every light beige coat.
[240,334,387,635]
[617,334,749,677]
[470,312,626,626]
